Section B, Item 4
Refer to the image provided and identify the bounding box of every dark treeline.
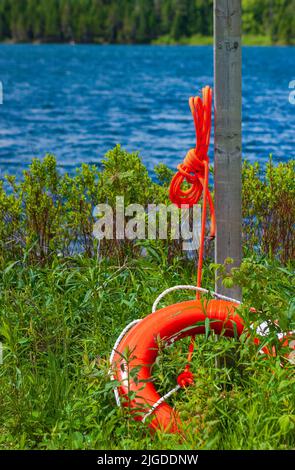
[0,0,294,44]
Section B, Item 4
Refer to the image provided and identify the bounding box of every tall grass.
[0,253,294,449]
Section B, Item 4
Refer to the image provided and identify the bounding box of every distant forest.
[0,0,294,45]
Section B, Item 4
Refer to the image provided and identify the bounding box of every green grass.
[152,34,294,46]
[242,35,274,46]
[152,34,213,46]
[0,252,294,450]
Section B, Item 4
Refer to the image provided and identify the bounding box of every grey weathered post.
[214,0,242,300]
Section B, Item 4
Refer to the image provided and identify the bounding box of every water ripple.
[0,45,294,178]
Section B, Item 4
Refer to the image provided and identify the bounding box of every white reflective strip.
[109,319,142,407]
[152,285,241,313]
[142,385,181,423]
[110,286,241,409]
[256,321,270,337]
[109,282,294,419]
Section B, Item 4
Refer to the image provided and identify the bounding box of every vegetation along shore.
[0,148,294,449]
[0,1,294,46]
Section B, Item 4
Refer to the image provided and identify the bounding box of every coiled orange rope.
[169,85,216,386]
[170,85,215,291]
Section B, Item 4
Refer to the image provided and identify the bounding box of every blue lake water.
[0,45,294,178]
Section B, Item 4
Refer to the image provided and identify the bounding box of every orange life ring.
[110,298,243,432]
[110,84,295,433]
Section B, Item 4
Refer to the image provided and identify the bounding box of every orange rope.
[170,85,215,291]
[170,85,215,387]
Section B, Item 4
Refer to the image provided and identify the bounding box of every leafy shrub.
[0,147,159,264]
[242,157,295,263]
[0,148,294,266]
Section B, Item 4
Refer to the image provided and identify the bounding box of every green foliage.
[154,163,174,188]
[0,146,172,265]
[214,256,294,335]
[0,149,294,450]
[0,149,294,266]
[0,252,294,449]
[243,0,295,45]
[0,0,293,45]
[242,157,295,263]
[100,146,155,206]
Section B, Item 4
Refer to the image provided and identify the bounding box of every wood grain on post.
[214,0,242,300]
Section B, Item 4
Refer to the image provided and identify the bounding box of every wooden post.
[214,0,242,300]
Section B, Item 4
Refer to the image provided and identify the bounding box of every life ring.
[254,326,295,364]
[109,82,295,433]
[110,298,243,432]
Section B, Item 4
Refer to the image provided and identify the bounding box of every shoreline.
[0,35,294,47]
